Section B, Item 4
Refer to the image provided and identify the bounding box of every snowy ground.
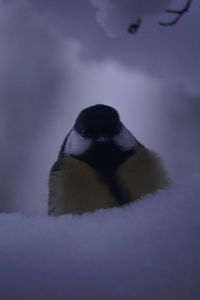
[0,173,200,300]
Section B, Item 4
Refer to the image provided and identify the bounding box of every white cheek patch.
[64,129,92,156]
[113,126,138,151]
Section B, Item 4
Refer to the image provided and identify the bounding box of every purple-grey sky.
[0,0,199,214]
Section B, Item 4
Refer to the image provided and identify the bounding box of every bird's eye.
[81,129,86,137]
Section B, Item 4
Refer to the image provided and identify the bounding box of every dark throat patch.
[73,142,135,206]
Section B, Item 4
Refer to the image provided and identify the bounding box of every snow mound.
[89,0,173,37]
[0,173,200,300]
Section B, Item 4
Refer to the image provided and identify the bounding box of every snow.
[89,0,173,37]
[0,173,200,300]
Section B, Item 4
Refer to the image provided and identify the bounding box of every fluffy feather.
[48,105,170,215]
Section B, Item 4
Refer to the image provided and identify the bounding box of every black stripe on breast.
[73,142,135,206]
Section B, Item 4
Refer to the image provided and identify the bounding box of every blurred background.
[0,0,199,215]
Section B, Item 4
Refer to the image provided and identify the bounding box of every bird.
[48,104,170,216]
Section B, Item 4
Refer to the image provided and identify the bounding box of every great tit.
[48,104,170,215]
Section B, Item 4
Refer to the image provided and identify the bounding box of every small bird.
[48,104,170,216]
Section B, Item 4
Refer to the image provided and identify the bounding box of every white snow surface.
[0,173,200,300]
[89,0,173,37]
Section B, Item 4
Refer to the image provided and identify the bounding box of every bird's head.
[75,104,121,141]
[64,104,138,156]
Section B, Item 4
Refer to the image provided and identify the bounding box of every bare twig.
[127,19,142,34]
[159,0,193,26]
[127,0,193,34]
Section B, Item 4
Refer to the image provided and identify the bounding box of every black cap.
[74,104,122,139]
